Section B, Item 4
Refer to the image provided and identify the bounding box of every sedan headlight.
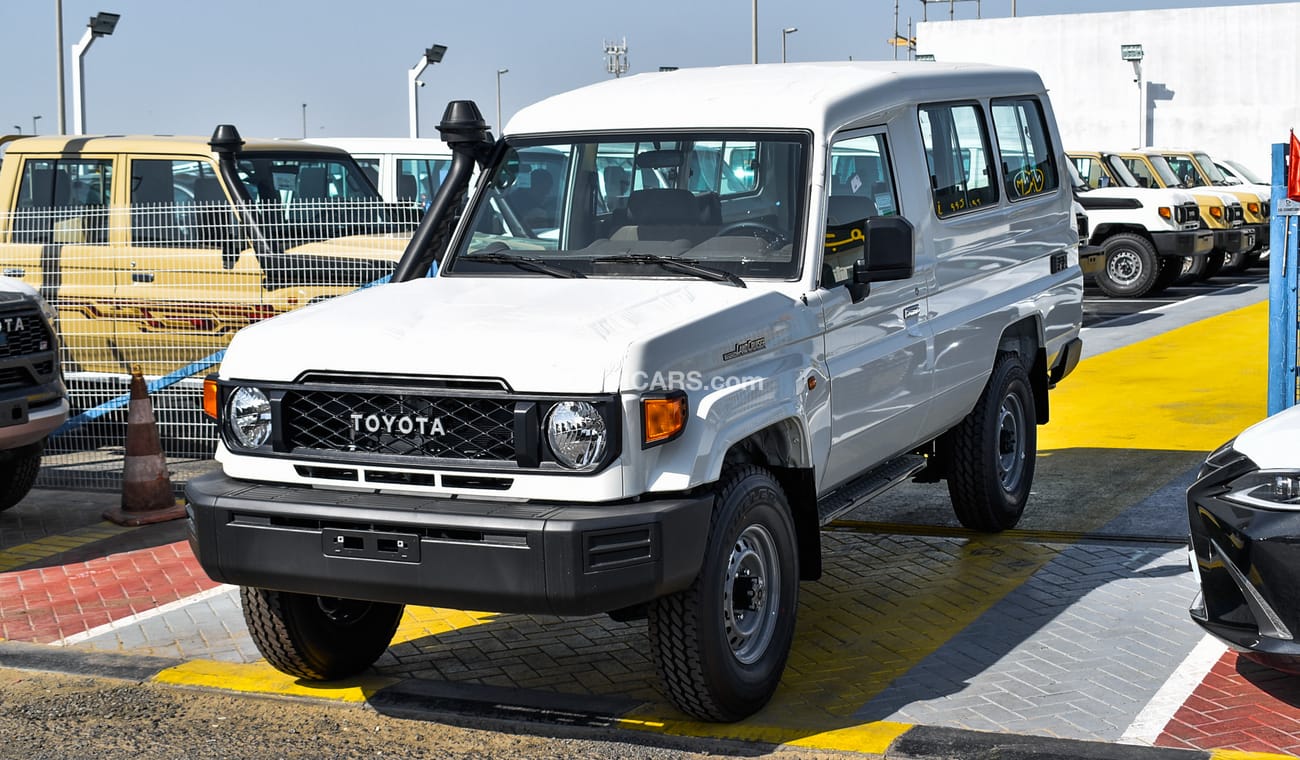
[546,401,608,468]
[227,386,272,448]
[1224,470,1300,510]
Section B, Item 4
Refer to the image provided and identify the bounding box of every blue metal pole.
[1268,142,1299,415]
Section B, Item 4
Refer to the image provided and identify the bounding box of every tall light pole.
[408,44,447,139]
[301,103,307,138]
[1121,43,1145,147]
[11,126,20,135]
[55,0,66,134]
[32,115,41,136]
[751,0,758,63]
[495,68,509,134]
[781,27,798,63]
[71,11,120,135]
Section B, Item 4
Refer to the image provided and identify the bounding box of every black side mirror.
[849,216,914,302]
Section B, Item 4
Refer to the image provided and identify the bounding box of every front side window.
[1192,152,1231,185]
[397,157,452,204]
[919,103,997,218]
[1120,157,1161,189]
[823,132,898,287]
[1163,154,1206,188]
[1071,155,1114,190]
[444,132,809,282]
[991,98,1057,201]
[129,158,233,247]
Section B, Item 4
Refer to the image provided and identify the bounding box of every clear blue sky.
[2,0,1291,139]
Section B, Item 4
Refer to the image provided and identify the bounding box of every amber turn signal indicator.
[642,394,687,446]
[203,375,219,419]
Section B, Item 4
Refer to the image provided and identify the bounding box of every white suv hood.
[1234,404,1300,471]
[220,276,773,393]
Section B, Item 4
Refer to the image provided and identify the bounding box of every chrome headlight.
[546,401,608,468]
[1224,470,1300,511]
[227,386,271,448]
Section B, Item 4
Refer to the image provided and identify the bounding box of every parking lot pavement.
[1,287,1295,759]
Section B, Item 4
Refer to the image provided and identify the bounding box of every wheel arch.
[996,316,1049,425]
[720,419,822,582]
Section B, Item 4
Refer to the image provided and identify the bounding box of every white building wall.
[916,3,1300,178]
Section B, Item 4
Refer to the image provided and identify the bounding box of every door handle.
[132,272,155,283]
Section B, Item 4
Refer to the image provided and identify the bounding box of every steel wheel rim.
[997,392,1027,492]
[1107,248,1142,286]
[722,523,780,664]
[316,597,371,625]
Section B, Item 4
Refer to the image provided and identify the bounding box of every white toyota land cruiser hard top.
[187,62,1084,722]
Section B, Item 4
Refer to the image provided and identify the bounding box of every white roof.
[301,136,451,157]
[505,61,1048,137]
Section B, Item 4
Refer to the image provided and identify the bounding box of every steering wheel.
[716,220,788,247]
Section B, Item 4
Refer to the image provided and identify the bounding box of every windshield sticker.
[723,337,766,361]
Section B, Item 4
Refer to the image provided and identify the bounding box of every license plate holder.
[323,528,420,563]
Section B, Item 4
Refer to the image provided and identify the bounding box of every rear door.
[1,153,118,372]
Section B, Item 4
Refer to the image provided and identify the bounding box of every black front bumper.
[1213,228,1256,254]
[1151,229,1214,257]
[186,471,713,616]
[1187,458,1300,671]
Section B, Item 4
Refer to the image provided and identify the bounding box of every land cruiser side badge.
[723,337,766,361]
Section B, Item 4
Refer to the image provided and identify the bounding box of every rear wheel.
[648,466,799,722]
[241,587,404,681]
[1095,233,1160,297]
[946,353,1037,532]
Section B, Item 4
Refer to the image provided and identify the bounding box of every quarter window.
[919,103,997,218]
[991,98,1057,201]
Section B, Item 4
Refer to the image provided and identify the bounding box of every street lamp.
[71,11,120,135]
[495,68,509,135]
[1121,43,1145,147]
[11,126,20,135]
[781,27,798,63]
[408,44,447,139]
[32,115,41,135]
[301,103,307,138]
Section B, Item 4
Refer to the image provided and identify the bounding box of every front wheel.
[945,352,1037,532]
[1095,233,1160,297]
[240,587,403,681]
[648,466,799,722]
[1199,251,1227,281]
[0,442,43,512]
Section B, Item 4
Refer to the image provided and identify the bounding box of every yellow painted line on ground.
[1211,751,1300,760]
[1041,301,1268,452]
[153,659,396,703]
[389,605,498,645]
[0,522,133,572]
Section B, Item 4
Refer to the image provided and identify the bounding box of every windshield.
[1162,153,1209,188]
[232,151,416,246]
[443,132,809,282]
[1102,156,1141,187]
[1226,159,1266,185]
[1193,152,1231,184]
[1144,154,1185,188]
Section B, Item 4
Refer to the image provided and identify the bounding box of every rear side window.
[919,103,997,218]
[991,98,1057,201]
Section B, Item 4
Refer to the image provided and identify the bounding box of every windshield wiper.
[458,251,585,279]
[591,254,746,288]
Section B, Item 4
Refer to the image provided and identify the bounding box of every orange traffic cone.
[103,370,186,526]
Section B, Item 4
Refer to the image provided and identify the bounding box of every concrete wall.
[916,3,1300,178]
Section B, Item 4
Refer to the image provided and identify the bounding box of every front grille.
[0,366,32,390]
[0,308,52,359]
[283,390,516,461]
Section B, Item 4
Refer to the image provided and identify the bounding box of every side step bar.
[815,454,928,526]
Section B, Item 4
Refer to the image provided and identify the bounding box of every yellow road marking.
[0,522,132,572]
[390,606,498,645]
[153,659,395,703]
[1041,301,1267,452]
[1211,751,1300,760]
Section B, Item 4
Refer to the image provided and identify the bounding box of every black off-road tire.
[647,466,799,722]
[0,442,44,512]
[1176,254,1207,285]
[1150,256,1183,293]
[1222,250,1250,273]
[240,586,404,681]
[1095,233,1161,297]
[1199,251,1226,281]
[945,352,1037,532]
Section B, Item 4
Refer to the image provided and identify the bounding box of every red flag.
[1289,129,1300,201]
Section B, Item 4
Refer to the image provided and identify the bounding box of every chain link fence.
[1,198,421,491]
